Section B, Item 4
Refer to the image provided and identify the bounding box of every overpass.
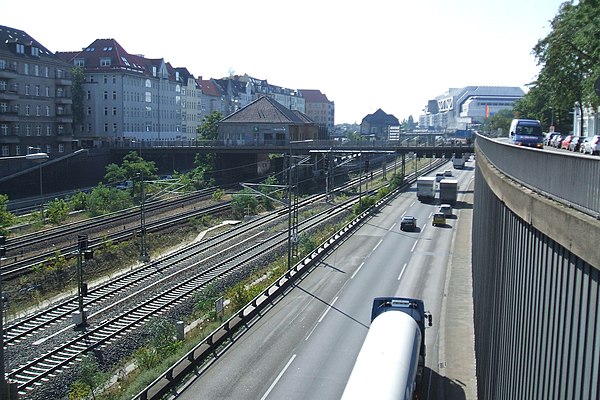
[473,135,599,399]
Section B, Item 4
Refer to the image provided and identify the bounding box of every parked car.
[550,134,565,148]
[400,216,417,231]
[546,133,560,146]
[560,134,574,150]
[432,212,446,227]
[543,132,555,146]
[580,135,600,155]
[568,136,584,152]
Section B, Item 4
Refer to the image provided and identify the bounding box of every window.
[104,123,108,132]
[25,125,31,136]
[75,59,84,67]
[112,107,117,116]
[87,107,92,115]
[45,86,50,97]
[36,125,41,136]
[58,125,64,135]
[104,107,108,116]
[0,102,7,113]
[31,47,39,57]
[15,145,20,155]
[145,92,152,102]
[0,124,8,136]
[57,87,64,98]
[25,105,30,116]
[35,85,40,96]
[46,145,51,154]
[57,106,65,115]
[1,146,8,156]
[104,91,108,100]
[103,75,108,84]
[86,90,91,100]
[113,123,117,133]
[24,63,29,74]
[112,75,116,84]
[58,144,64,153]
[46,106,50,116]
[12,125,19,135]
[46,125,51,135]
[44,66,49,77]
[34,65,39,76]
[25,84,30,95]
[36,105,41,116]
[0,81,5,91]
[0,59,5,69]
[16,44,24,54]
[112,91,117,100]
[100,58,111,66]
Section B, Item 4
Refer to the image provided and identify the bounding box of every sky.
[2,0,567,124]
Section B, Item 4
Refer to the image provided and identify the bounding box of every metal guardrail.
[476,134,600,218]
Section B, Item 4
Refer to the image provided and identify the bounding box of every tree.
[482,109,514,136]
[231,189,258,218]
[71,67,85,127]
[0,194,14,236]
[71,354,107,400]
[46,198,70,224]
[86,184,133,216]
[525,1,600,133]
[197,111,223,141]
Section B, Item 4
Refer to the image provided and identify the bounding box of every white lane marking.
[305,296,339,340]
[389,222,396,231]
[373,239,382,251]
[411,240,418,253]
[398,263,408,280]
[410,201,415,207]
[260,354,297,400]
[351,261,364,279]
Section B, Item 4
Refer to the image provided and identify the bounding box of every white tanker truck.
[341,297,432,400]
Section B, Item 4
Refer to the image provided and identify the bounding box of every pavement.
[438,173,478,399]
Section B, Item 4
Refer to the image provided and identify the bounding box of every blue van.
[509,119,544,149]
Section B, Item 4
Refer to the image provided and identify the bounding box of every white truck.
[439,178,459,205]
[452,155,465,169]
[416,176,436,202]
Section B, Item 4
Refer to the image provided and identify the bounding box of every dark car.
[568,136,584,152]
[400,216,417,231]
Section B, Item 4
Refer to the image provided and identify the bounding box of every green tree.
[46,198,70,224]
[231,190,258,218]
[197,111,223,141]
[70,354,107,400]
[71,66,85,127]
[482,109,514,136]
[0,194,14,236]
[68,191,88,211]
[525,1,600,133]
[86,184,133,216]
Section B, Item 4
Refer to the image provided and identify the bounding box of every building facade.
[0,25,74,158]
[420,86,525,130]
[360,109,400,140]
[298,89,335,134]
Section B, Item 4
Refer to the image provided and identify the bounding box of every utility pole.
[74,234,92,328]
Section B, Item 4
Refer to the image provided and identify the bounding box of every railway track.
[7,192,355,396]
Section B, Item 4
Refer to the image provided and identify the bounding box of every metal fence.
[476,134,600,218]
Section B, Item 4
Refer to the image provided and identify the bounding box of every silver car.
[580,136,600,155]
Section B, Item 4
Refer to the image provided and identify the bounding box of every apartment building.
[0,25,74,158]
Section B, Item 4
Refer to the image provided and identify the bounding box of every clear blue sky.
[2,0,567,124]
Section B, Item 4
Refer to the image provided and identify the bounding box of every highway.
[173,159,477,400]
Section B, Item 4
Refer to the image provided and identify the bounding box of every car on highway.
[435,172,445,182]
[444,170,453,177]
[439,204,453,217]
[432,212,446,227]
[560,134,574,150]
[400,216,417,231]
[580,135,600,155]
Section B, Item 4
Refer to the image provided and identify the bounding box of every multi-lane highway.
[173,159,477,400]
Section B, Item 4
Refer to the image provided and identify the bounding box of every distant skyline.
[2,0,566,124]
